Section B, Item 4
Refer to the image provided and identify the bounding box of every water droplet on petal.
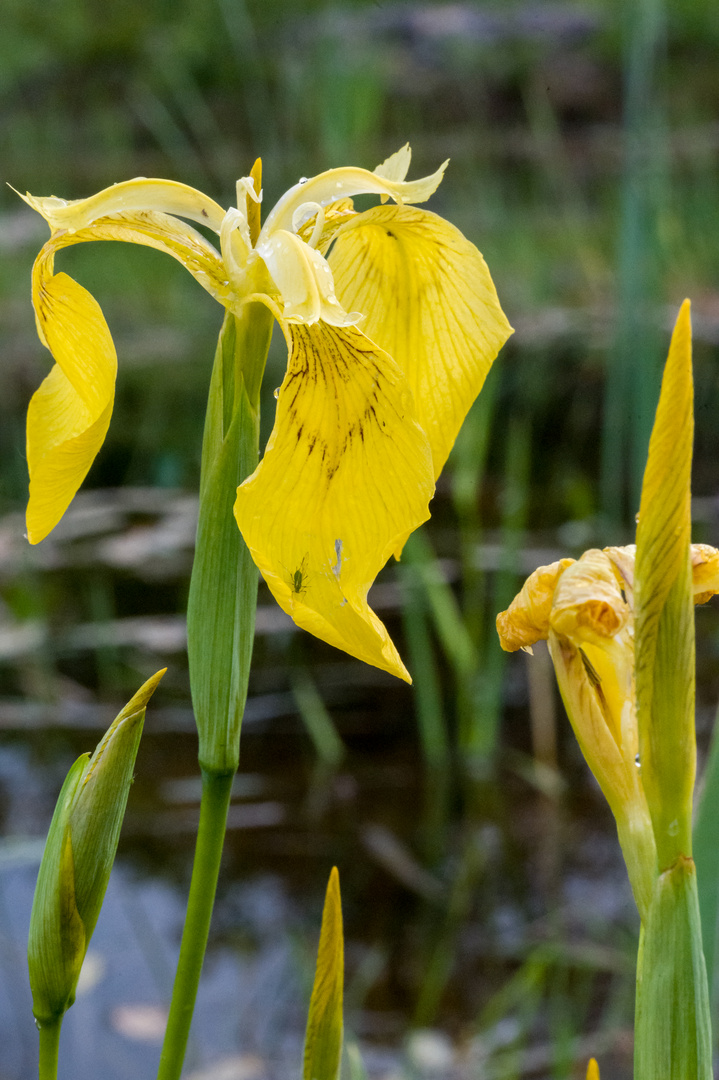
[634,754,641,768]
[299,177,308,184]
[273,387,280,399]
[668,818,679,836]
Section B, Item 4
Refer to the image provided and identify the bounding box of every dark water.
[0,488,675,1079]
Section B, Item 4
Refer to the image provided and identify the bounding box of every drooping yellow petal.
[21,177,227,234]
[25,204,237,543]
[496,558,574,651]
[234,322,435,681]
[328,205,513,478]
[26,254,118,543]
[550,549,629,647]
[27,364,114,545]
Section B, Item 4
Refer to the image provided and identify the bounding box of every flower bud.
[28,669,164,1024]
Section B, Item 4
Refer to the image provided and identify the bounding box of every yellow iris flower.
[20,145,512,680]
[497,541,719,918]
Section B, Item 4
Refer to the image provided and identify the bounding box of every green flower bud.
[28,669,165,1025]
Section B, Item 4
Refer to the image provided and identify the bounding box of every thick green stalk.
[158,305,273,1080]
[188,304,273,776]
[635,856,712,1080]
[157,770,234,1080]
[37,1018,61,1080]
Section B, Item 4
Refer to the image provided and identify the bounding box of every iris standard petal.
[259,159,448,239]
[327,205,514,478]
[256,229,361,326]
[374,144,412,184]
[21,178,226,235]
[234,321,435,681]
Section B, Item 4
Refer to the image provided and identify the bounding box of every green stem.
[634,856,712,1079]
[37,1017,61,1080]
[157,307,272,1080]
[157,769,234,1080]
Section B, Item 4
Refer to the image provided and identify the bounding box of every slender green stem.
[37,1017,61,1080]
[157,769,234,1080]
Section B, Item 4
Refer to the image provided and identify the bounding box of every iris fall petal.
[234,321,435,680]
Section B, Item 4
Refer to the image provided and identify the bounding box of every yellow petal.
[298,199,357,255]
[26,257,118,543]
[550,549,629,646]
[374,143,412,183]
[547,623,657,918]
[256,229,360,326]
[605,542,719,608]
[328,205,513,478]
[21,178,226,234]
[549,552,633,752]
[691,543,719,605]
[496,558,574,651]
[234,322,435,681]
[586,1058,600,1080]
[45,209,232,307]
[260,159,448,238]
[27,364,114,544]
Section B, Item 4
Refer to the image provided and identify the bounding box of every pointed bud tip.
[115,668,166,723]
[586,1059,600,1080]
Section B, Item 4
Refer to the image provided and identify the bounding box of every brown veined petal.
[496,558,575,652]
[234,322,435,681]
[328,204,513,479]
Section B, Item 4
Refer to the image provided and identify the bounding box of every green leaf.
[634,856,712,1080]
[303,867,344,1080]
[634,300,696,865]
[693,707,719,1009]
